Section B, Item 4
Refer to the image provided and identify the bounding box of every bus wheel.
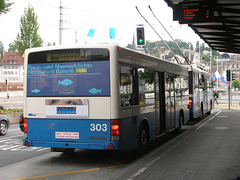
[207,101,212,115]
[201,103,204,117]
[140,126,147,147]
[139,122,149,147]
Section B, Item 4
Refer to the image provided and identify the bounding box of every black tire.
[136,123,149,154]
[0,121,8,136]
[207,101,212,115]
[139,125,148,148]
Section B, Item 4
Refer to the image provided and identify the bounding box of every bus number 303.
[90,123,107,132]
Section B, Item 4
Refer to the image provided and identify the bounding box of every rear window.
[27,48,110,97]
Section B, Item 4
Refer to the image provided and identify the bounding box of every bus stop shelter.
[164,0,240,54]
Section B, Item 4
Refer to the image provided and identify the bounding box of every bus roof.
[118,46,188,76]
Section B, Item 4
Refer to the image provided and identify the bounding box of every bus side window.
[120,65,139,107]
[120,65,155,107]
[138,68,155,105]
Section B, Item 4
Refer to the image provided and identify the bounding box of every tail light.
[23,117,27,133]
[111,120,120,141]
[19,114,23,123]
[188,97,193,109]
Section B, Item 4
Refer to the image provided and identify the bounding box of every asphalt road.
[1,105,240,179]
[116,108,240,180]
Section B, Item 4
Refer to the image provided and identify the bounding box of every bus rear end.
[23,46,120,151]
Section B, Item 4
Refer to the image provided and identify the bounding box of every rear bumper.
[23,139,119,150]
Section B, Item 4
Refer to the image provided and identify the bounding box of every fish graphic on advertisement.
[32,89,40,94]
[89,88,102,94]
[58,79,73,86]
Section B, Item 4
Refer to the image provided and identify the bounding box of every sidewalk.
[214,103,240,110]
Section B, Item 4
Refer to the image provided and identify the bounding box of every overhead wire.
[148,5,191,65]
[135,6,181,64]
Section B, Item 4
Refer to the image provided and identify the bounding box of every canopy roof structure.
[164,0,240,54]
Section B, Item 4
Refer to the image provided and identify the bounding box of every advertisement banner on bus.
[27,61,110,97]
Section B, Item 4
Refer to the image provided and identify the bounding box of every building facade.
[0,51,24,83]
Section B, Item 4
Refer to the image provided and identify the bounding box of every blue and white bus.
[186,65,213,119]
[23,44,190,152]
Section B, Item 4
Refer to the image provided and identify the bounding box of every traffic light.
[232,72,236,81]
[226,70,231,81]
[136,27,145,45]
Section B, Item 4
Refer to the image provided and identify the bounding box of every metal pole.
[217,57,218,89]
[210,48,212,70]
[228,82,231,110]
[59,0,63,45]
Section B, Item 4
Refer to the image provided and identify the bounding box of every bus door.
[155,72,166,135]
[165,74,175,130]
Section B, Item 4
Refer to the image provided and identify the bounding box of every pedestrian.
[213,90,219,105]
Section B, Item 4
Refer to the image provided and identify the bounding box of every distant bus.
[23,44,190,152]
[186,65,213,119]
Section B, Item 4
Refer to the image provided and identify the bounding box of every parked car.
[19,114,24,132]
[0,115,10,135]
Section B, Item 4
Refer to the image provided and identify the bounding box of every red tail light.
[111,120,120,140]
[188,97,193,109]
[19,114,23,123]
[23,118,27,133]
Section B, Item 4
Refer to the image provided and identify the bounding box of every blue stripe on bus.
[26,118,111,143]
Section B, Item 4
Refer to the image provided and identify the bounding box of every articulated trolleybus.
[23,44,190,152]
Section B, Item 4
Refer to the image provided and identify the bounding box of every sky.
[0,0,204,50]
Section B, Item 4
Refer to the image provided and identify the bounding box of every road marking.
[196,117,214,131]
[214,127,229,130]
[195,110,221,131]
[2,145,22,151]
[0,139,9,143]
[108,164,128,168]
[0,137,49,152]
[8,128,21,132]
[216,116,228,118]
[127,142,180,180]
[13,168,101,180]
[0,134,23,141]
[36,147,49,152]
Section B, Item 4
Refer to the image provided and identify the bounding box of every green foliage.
[0,0,13,15]
[146,39,191,57]
[202,55,216,66]
[139,69,155,84]
[8,42,17,52]
[0,41,3,56]
[232,80,240,88]
[0,108,23,114]
[13,6,43,55]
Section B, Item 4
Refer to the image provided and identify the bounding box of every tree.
[13,6,43,55]
[8,42,17,52]
[0,41,3,57]
[196,41,200,52]
[0,0,13,15]
[232,80,240,89]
